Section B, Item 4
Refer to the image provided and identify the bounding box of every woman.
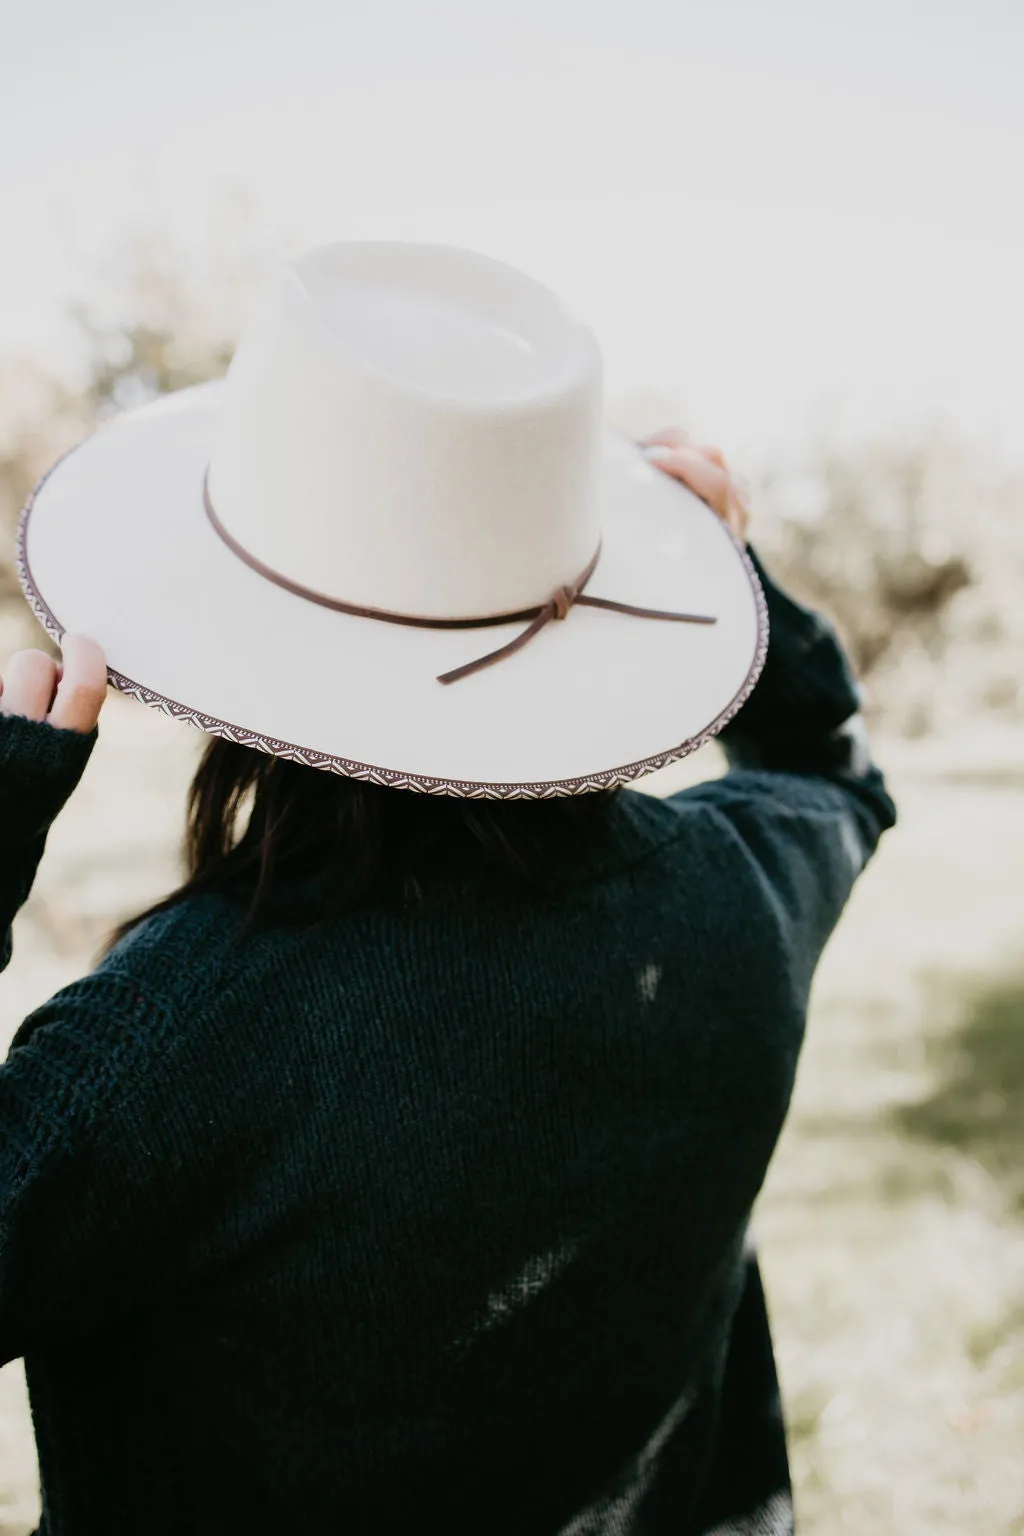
[1,438,895,1536]
[0,247,895,1535]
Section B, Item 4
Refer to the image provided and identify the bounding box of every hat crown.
[206,241,605,618]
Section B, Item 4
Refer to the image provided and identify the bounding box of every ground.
[1,697,1022,1535]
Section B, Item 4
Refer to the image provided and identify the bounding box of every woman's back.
[0,555,895,1533]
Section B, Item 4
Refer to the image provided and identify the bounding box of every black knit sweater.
[0,552,895,1536]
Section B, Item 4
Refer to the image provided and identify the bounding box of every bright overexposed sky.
[2,0,1022,470]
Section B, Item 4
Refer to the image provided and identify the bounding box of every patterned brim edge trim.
[15,440,770,800]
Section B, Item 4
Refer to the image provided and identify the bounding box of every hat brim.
[17,382,767,797]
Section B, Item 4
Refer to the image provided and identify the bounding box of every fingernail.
[642,444,675,461]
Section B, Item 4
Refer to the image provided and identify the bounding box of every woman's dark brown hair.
[107,736,621,949]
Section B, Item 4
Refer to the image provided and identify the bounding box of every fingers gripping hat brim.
[17,383,767,798]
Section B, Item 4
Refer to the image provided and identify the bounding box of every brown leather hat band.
[202,470,716,685]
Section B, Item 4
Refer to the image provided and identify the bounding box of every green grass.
[892,971,1024,1215]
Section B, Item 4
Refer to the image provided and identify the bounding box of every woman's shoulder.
[93,887,261,1019]
[3,891,251,1076]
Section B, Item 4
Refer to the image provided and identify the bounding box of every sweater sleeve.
[671,547,897,988]
[0,712,189,1362]
[0,971,184,1364]
[0,711,98,972]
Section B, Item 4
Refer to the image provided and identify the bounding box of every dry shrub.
[612,390,1024,737]
[753,431,1024,736]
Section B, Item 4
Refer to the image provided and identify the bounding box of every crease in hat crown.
[205,241,606,621]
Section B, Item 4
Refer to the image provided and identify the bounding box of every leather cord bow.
[203,471,717,686]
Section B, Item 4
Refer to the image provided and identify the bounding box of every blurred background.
[1,2,1022,1531]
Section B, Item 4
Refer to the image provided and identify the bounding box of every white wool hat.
[17,241,767,798]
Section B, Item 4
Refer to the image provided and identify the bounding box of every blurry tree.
[613,389,1023,736]
[753,429,1024,735]
[762,439,972,678]
[69,225,241,418]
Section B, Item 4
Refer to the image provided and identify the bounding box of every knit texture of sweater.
[0,551,896,1536]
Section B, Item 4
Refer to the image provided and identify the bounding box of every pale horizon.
[2,0,1021,471]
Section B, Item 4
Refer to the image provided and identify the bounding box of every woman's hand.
[639,428,752,542]
[0,634,108,735]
